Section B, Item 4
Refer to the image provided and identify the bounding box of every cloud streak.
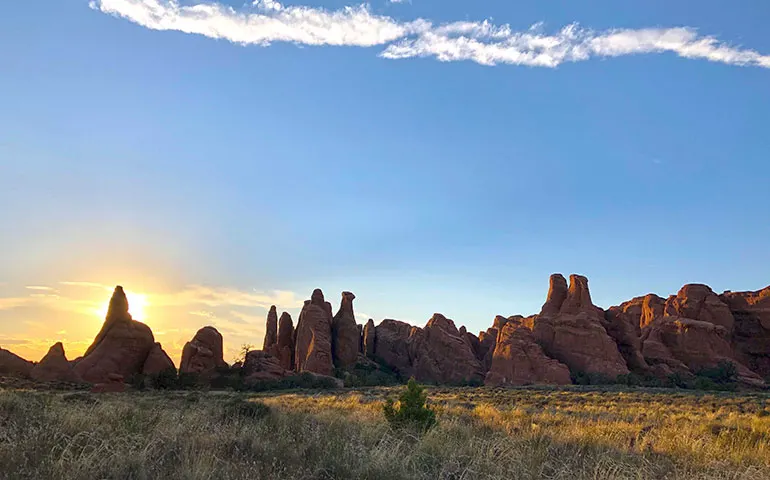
[91,0,770,69]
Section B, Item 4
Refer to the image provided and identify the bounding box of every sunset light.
[95,290,149,322]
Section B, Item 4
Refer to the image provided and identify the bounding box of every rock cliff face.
[31,342,80,383]
[0,348,34,377]
[180,326,228,377]
[294,289,334,376]
[721,286,770,378]
[363,319,376,359]
[274,312,295,371]
[73,286,156,383]
[142,343,176,376]
[407,314,485,385]
[533,275,629,379]
[485,317,571,386]
[332,292,360,369]
[263,306,278,351]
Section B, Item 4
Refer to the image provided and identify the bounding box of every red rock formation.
[407,314,485,384]
[357,324,363,353]
[74,286,155,383]
[641,316,764,387]
[141,343,176,376]
[332,291,359,369]
[363,318,376,359]
[665,284,735,332]
[30,342,80,383]
[373,319,414,377]
[533,274,629,379]
[91,373,127,393]
[262,305,278,351]
[603,305,650,373]
[242,350,289,383]
[721,286,770,377]
[180,326,228,377]
[485,318,571,386]
[272,312,295,371]
[0,347,34,377]
[294,289,334,376]
[477,326,499,371]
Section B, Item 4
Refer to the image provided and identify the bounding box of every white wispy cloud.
[90,0,770,69]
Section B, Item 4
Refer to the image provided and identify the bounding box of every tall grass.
[0,386,768,479]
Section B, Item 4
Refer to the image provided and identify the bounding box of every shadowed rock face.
[0,348,34,378]
[142,343,175,376]
[408,314,485,385]
[363,319,376,359]
[263,306,278,351]
[722,286,770,377]
[74,286,155,383]
[180,326,228,377]
[603,304,650,373]
[373,319,414,377]
[332,291,359,369]
[272,312,295,371]
[294,289,334,376]
[533,274,629,379]
[486,318,571,386]
[665,285,735,332]
[31,342,80,383]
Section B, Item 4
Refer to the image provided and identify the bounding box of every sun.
[95,290,149,321]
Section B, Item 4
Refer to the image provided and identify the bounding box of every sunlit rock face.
[294,289,334,376]
[485,317,571,386]
[73,286,155,383]
[532,274,629,379]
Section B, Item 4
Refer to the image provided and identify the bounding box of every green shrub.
[571,370,614,386]
[697,361,737,384]
[383,378,437,433]
[147,368,178,390]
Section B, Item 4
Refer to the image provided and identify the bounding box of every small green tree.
[383,377,437,432]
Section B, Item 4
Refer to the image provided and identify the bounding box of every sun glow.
[95,290,149,321]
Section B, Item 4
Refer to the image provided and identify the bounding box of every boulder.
[721,286,770,378]
[30,342,80,383]
[363,319,376,359]
[272,312,295,371]
[373,319,414,377]
[0,348,34,377]
[141,343,176,376]
[331,291,359,369]
[485,318,571,386]
[407,314,485,385]
[73,286,155,383]
[294,289,334,376]
[180,326,228,377]
[641,316,764,387]
[243,350,289,383]
[533,274,629,379]
[665,284,735,332]
[262,305,278,351]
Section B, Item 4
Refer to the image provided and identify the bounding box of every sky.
[1,0,769,364]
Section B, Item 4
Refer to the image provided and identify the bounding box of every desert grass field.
[1,385,769,480]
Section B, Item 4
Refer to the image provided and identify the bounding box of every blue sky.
[1,0,769,360]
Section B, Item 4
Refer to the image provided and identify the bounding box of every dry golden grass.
[0,385,768,479]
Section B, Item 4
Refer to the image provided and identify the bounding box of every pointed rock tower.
[73,286,155,383]
[332,291,359,369]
